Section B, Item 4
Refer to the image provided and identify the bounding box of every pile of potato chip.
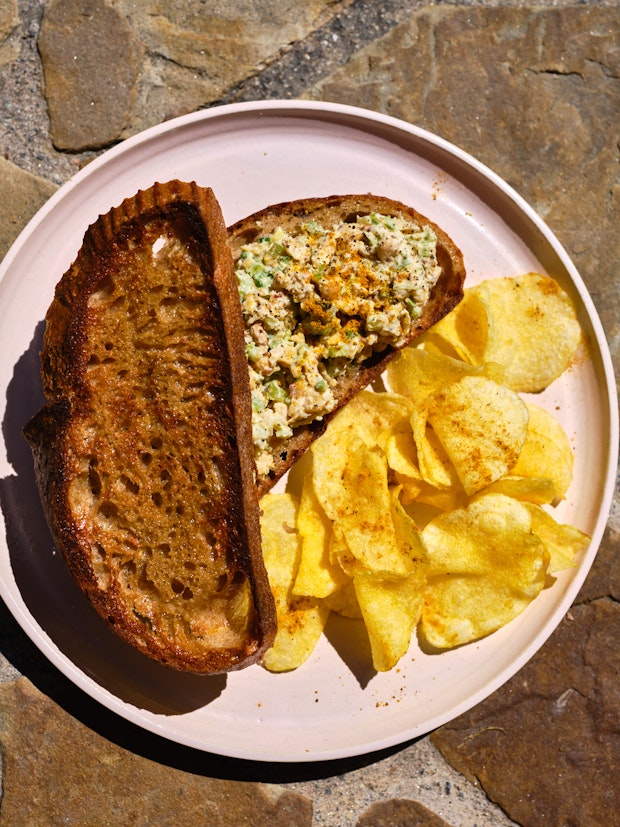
[259,273,590,673]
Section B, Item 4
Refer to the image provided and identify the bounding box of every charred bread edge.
[228,193,466,496]
[24,180,277,673]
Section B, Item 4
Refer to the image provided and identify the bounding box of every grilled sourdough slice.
[24,181,276,673]
[229,194,466,494]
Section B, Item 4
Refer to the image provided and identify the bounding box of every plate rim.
[0,99,617,762]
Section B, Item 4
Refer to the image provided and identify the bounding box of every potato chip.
[349,487,427,670]
[326,388,413,450]
[420,289,489,365]
[293,465,349,598]
[313,431,413,578]
[386,346,501,406]
[328,522,361,577]
[479,475,557,505]
[390,485,427,568]
[523,502,590,573]
[354,569,425,672]
[260,493,329,672]
[471,273,582,392]
[427,375,529,495]
[310,391,412,520]
[386,431,421,481]
[414,481,468,512]
[511,403,574,502]
[387,347,473,405]
[411,404,461,490]
[421,494,548,648]
[322,579,361,619]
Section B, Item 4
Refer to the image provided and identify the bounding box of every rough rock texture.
[0,677,313,826]
[432,599,620,827]
[0,156,57,258]
[39,0,355,148]
[0,0,19,68]
[38,0,145,150]
[356,798,455,827]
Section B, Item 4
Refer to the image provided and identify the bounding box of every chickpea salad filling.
[235,212,442,476]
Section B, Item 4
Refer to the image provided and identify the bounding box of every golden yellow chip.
[390,485,427,565]
[472,273,582,393]
[327,389,413,450]
[293,466,349,599]
[387,347,486,406]
[322,579,361,619]
[511,403,574,502]
[480,475,557,505]
[412,404,461,490]
[420,289,489,365]
[427,375,529,495]
[328,522,361,577]
[386,431,421,481]
[387,345,507,404]
[523,503,590,573]
[313,431,413,578]
[414,481,468,512]
[260,493,329,672]
[420,494,549,648]
[351,487,426,671]
[354,568,425,672]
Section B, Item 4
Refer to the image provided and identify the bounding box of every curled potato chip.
[352,487,426,671]
[327,389,413,449]
[387,346,503,406]
[511,403,574,502]
[472,273,582,393]
[293,465,348,598]
[310,390,412,520]
[412,404,461,490]
[523,502,590,573]
[420,289,490,365]
[354,569,425,672]
[260,493,329,672]
[314,431,413,578]
[386,430,421,481]
[421,494,548,648]
[328,522,361,578]
[427,375,529,496]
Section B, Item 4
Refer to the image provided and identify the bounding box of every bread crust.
[228,193,466,495]
[24,181,276,673]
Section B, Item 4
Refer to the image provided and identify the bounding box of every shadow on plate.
[0,323,227,715]
[0,324,421,780]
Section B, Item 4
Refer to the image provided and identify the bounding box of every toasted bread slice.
[228,194,466,494]
[24,181,276,673]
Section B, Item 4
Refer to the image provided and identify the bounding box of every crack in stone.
[526,67,585,80]
[213,0,415,103]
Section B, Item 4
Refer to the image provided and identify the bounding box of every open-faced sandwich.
[24,182,465,673]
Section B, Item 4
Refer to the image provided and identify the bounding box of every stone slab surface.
[0,2,618,826]
[0,677,313,827]
[432,598,620,827]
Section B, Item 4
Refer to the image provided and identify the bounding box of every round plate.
[0,101,616,762]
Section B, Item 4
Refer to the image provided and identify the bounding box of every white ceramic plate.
[0,101,616,762]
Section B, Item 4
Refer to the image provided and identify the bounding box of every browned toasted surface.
[228,194,466,495]
[24,181,276,673]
